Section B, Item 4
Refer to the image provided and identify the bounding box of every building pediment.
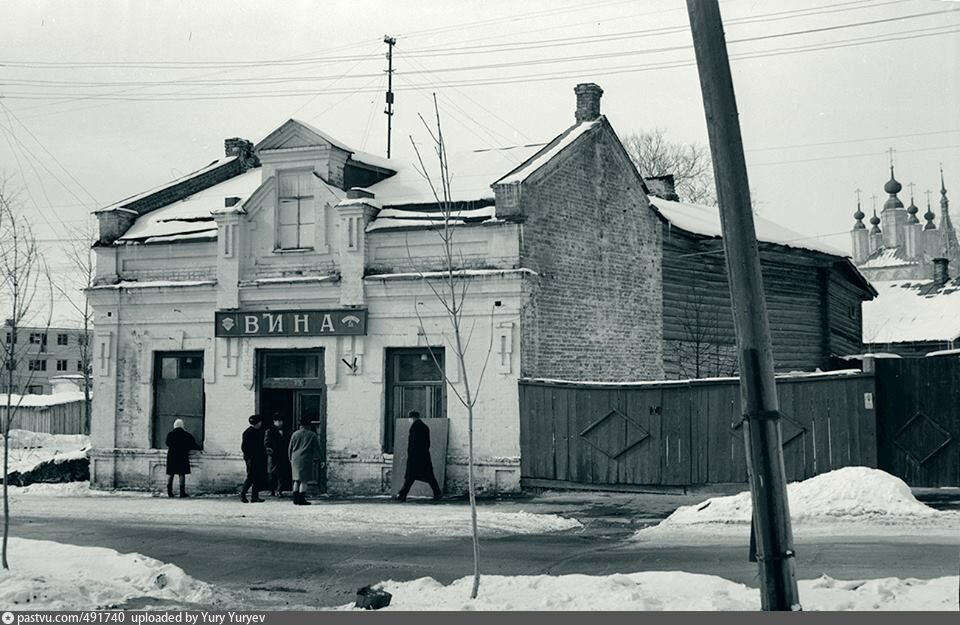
[255,119,350,154]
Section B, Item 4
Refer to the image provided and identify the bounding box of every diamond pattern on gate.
[730,412,805,447]
[893,411,953,465]
[578,408,650,460]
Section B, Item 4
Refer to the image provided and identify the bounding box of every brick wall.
[98,145,259,245]
[518,121,663,381]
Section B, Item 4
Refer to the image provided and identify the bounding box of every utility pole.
[685,0,800,611]
[384,35,397,159]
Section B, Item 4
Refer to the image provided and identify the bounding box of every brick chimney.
[644,175,680,202]
[574,83,603,123]
[224,137,259,171]
[933,257,950,286]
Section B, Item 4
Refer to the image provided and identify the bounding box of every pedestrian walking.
[264,413,292,497]
[288,415,322,506]
[165,419,200,498]
[240,414,268,503]
[397,411,442,502]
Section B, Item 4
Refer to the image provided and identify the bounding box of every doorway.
[258,349,326,493]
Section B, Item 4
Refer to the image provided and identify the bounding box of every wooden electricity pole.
[685,0,801,611]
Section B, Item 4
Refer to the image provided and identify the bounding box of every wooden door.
[297,390,326,493]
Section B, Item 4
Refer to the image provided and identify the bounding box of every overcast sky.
[1,0,958,324]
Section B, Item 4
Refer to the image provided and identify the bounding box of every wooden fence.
[875,357,959,487]
[1,400,88,435]
[519,371,876,490]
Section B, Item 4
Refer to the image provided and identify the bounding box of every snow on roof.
[368,144,543,206]
[97,157,238,213]
[89,280,216,290]
[863,279,960,344]
[366,206,499,232]
[495,119,601,186]
[650,197,847,257]
[859,246,918,270]
[117,169,262,244]
[365,268,537,281]
[1,391,86,408]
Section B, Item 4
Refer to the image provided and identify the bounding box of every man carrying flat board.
[396,410,442,502]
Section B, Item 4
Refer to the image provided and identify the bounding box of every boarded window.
[153,352,205,448]
[383,348,445,453]
[277,170,315,250]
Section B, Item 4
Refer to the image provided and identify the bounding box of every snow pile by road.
[7,489,582,537]
[0,538,218,609]
[634,468,954,541]
[1,429,90,475]
[666,467,937,525]
[346,571,959,611]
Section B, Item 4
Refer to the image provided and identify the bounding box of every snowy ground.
[6,482,583,537]
[0,429,89,475]
[349,571,959,611]
[0,538,222,610]
[634,467,960,543]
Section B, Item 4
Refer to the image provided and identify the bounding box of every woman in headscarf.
[288,415,322,506]
[165,419,200,498]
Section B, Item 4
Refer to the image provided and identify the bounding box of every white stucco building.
[87,84,676,494]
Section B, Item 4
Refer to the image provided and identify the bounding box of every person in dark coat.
[264,414,292,497]
[165,419,200,498]
[288,415,322,506]
[397,411,441,501]
[240,414,268,503]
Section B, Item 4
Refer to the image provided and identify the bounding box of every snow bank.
[7,491,582,537]
[665,467,937,526]
[345,571,958,611]
[634,468,955,541]
[0,538,218,609]
[2,429,91,475]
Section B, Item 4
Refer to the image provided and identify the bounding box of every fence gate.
[875,357,960,487]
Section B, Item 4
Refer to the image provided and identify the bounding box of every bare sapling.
[407,94,496,599]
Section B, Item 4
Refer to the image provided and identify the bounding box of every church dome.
[884,169,902,195]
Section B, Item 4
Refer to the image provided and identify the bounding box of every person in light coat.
[288,415,322,506]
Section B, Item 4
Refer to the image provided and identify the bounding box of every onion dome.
[853,199,866,229]
[883,165,904,210]
[883,166,902,194]
[923,196,937,231]
[869,209,881,234]
[906,189,920,224]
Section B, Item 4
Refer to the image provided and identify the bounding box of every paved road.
[10,499,960,609]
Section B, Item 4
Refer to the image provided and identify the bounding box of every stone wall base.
[90,448,521,496]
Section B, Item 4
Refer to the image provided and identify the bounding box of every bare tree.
[673,285,738,379]
[623,128,716,205]
[0,180,50,569]
[408,95,495,600]
[52,220,95,431]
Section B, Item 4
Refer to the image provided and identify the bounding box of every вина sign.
[215,309,367,337]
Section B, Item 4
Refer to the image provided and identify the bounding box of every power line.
[6,20,956,103]
[0,0,914,73]
[4,12,956,102]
